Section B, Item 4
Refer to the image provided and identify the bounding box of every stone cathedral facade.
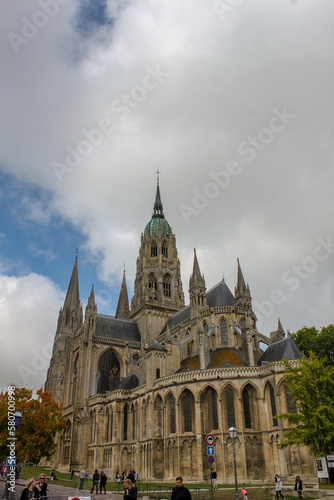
[45,182,316,483]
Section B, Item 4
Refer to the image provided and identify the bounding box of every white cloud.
[0,273,63,391]
[0,0,334,390]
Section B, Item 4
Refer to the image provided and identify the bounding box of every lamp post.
[229,426,239,500]
[2,411,22,500]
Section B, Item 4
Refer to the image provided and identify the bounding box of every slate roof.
[95,315,141,342]
[206,280,238,307]
[258,337,302,365]
[161,280,237,334]
[119,373,139,390]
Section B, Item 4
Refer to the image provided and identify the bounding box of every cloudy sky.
[1,0,334,392]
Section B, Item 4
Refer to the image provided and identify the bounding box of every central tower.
[129,179,184,343]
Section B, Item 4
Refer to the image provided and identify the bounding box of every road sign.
[208,456,214,464]
[205,434,215,446]
[207,446,215,456]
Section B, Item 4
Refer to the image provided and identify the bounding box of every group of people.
[274,473,303,500]
[20,474,48,500]
[116,469,138,484]
[78,467,108,494]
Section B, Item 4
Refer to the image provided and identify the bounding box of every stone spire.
[270,317,286,343]
[116,270,130,318]
[234,258,251,308]
[63,256,80,313]
[189,248,206,317]
[86,284,97,315]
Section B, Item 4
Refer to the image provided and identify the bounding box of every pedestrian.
[210,469,217,490]
[294,475,303,500]
[16,463,22,479]
[241,488,248,500]
[35,474,48,499]
[275,474,284,499]
[132,470,138,485]
[100,470,108,494]
[116,470,121,484]
[50,470,57,480]
[171,476,192,500]
[91,469,100,495]
[127,469,135,483]
[20,478,37,500]
[123,479,137,500]
[79,467,87,491]
[70,469,75,481]
[121,470,127,483]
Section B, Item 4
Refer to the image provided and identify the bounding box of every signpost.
[205,435,215,500]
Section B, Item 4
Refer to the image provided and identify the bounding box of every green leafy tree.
[292,324,334,364]
[0,387,66,463]
[278,354,334,457]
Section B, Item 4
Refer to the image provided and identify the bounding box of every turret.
[116,270,130,319]
[189,249,206,319]
[234,258,252,309]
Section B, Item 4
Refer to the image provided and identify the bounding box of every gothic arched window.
[151,242,157,257]
[242,388,252,429]
[71,355,79,404]
[148,273,157,290]
[220,319,228,346]
[163,274,171,298]
[167,394,176,434]
[201,387,218,433]
[182,390,194,433]
[97,350,120,394]
[269,385,278,427]
[123,404,128,441]
[226,388,236,428]
[162,242,168,258]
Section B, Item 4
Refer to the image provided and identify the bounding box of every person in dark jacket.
[35,474,48,499]
[123,479,137,500]
[20,478,37,500]
[294,476,303,499]
[171,477,192,500]
[100,470,108,494]
[91,469,100,495]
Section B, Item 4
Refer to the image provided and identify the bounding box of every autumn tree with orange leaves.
[0,387,66,464]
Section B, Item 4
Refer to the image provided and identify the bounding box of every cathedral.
[45,181,316,483]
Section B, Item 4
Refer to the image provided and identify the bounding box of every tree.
[0,387,66,463]
[292,324,334,364]
[278,354,334,457]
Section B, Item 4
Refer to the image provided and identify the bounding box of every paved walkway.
[0,479,122,500]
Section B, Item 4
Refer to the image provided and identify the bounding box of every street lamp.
[2,411,22,500]
[229,426,239,500]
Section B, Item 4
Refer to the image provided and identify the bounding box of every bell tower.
[129,177,184,343]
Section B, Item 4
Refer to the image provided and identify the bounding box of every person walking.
[91,469,100,495]
[100,470,108,494]
[241,488,248,500]
[294,475,303,500]
[171,477,192,500]
[70,469,75,481]
[35,474,48,499]
[116,470,121,484]
[123,479,137,500]
[275,474,284,499]
[79,468,87,491]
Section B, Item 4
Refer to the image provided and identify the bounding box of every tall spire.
[63,256,80,312]
[86,284,97,315]
[234,258,251,308]
[116,269,130,319]
[152,171,164,219]
[192,248,202,280]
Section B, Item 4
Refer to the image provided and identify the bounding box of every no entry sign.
[205,434,215,446]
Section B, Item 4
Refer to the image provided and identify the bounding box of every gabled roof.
[206,279,238,307]
[95,315,141,342]
[161,305,190,333]
[258,337,302,365]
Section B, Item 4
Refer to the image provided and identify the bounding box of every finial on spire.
[155,167,161,185]
[75,247,79,258]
